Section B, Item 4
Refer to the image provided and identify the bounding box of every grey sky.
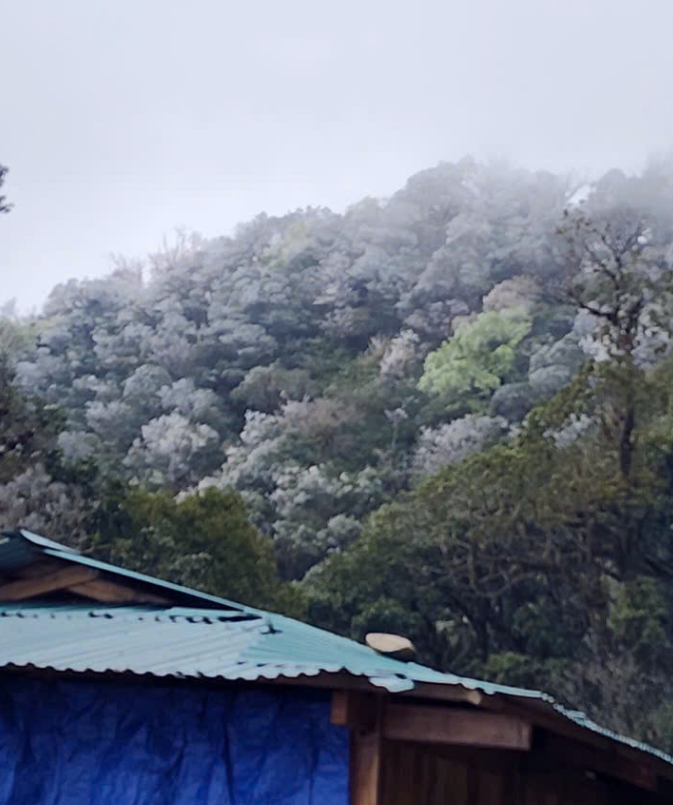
[2,0,672,311]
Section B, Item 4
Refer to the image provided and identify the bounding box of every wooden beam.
[382,703,532,751]
[332,691,377,732]
[0,566,99,600]
[411,682,483,707]
[67,578,170,605]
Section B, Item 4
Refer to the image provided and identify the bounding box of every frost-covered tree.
[269,463,390,578]
[0,300,36,360]
[528,333,585,397]
[483,277,541,313]
[379,329,421,381]
[0,465,89,547]
[412,415,509,476]
[125,413,221,490]
[231,364,315,413]
[0,163,12,214]
[0,360,58,484]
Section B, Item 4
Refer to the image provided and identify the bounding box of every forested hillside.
[4,157,673,750]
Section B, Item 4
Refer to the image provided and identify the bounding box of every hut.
[0,528,671,804]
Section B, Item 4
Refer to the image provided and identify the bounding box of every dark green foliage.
[89,485,302,613]
[304,352,673,750]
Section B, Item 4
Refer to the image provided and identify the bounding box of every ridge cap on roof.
[17,529,81,554]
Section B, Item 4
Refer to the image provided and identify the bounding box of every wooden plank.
[0,566,99,600]
[429,753,452,804]
[381,742,413,805]
[408,742,526,772]
[477,769,505,805]
[561,769,609,805]
[68,578,170,605]
[383,703,532,751]
[382,743,474,805]
[350,700,384,805]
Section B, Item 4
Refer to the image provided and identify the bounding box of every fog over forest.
[3,0,673,309]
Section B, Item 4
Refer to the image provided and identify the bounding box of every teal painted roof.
[1,530,672,771]
[0,600,516,694]
[1,601,672,770]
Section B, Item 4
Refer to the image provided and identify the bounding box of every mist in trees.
[4,155,673,750]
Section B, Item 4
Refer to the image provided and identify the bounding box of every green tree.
[90,485,301,612]
[418,306,532,411]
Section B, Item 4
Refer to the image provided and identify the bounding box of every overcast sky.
[2,0,672,311]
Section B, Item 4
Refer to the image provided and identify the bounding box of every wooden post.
[332,691,384,805]
[350,715,384,805]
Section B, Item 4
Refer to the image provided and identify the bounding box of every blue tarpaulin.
[0,676,349,805]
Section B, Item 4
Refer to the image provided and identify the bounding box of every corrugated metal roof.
[0,602,672,770]
[0,530,671,770]
[0,602,452,689]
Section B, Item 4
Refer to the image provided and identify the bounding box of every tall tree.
[0,164,12,214]
[558,206,673,479]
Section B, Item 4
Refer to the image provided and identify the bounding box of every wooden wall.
[380,741,656,805]
[332,691,671,804]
